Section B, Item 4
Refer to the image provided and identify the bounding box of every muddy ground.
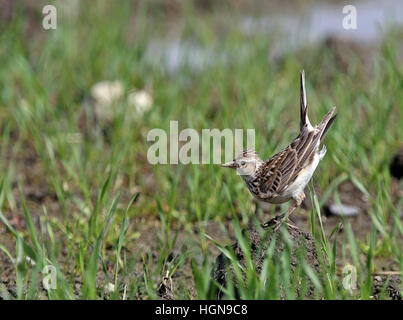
[0,142,402,299]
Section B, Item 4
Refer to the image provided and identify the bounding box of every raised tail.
[317,106,337,142]
[300,70,312,130]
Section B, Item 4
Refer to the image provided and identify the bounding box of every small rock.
[325,203,360,217]
[128,90,153,115]
[91,81,124,107]
[390,149,403,180]
[91,80,124,121]
[105,282,115,294]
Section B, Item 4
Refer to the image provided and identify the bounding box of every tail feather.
[299,70,337,142]
[296,106,336,168]
[300,70,311,129]
[317,106,337,142]
[320,113,337,142]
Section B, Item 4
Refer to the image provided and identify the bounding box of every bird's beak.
[221,160,237,168]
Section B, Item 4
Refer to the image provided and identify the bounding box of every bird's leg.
[274,193,305,231]
[274,202,298,231]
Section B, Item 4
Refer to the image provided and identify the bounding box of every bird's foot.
[273,218,298,232]
[272,201,300,232]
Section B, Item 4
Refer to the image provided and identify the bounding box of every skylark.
[222,70,337,229]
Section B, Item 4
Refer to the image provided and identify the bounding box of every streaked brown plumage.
[222,70,337,229]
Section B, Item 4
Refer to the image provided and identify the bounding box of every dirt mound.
[209,216,402,300]
[209,217,320,299]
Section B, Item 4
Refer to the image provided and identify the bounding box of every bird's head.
[221,149,263,179]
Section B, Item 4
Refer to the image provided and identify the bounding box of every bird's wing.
[258,145,298,195]
[258,126,317,195]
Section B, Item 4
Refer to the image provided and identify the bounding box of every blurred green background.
[0,0,402,299]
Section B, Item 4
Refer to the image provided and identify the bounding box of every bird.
[221,70,337,230]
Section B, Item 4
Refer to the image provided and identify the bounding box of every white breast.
[280,150,321,200]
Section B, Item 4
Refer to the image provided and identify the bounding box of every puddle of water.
[145,0,403,73]
[242,0,403,43]
[146,40,252,74]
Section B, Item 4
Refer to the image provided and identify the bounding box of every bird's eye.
[241,161,246,166]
